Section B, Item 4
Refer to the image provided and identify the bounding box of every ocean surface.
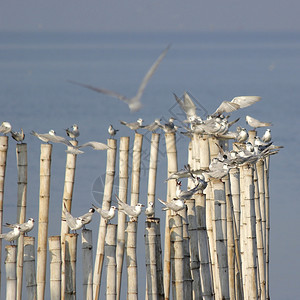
[0,31,299,299]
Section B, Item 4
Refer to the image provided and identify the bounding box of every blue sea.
[0,31,299,299]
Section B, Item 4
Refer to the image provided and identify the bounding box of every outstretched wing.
[231,96,261,108]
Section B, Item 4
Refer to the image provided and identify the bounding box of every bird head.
[89,208,95,213]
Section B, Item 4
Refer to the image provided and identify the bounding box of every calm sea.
[0,31,299,299]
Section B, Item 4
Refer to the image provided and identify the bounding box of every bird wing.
[231,96,261,108]
[213,101,240,116]
[173,92,197,119]
[63,205,77,228]
[77,141,109,150]
[4,222,19,229]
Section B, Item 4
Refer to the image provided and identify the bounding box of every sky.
[1,0,300,33]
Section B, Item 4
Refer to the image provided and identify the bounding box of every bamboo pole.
[82,229,93,300]
[24,236,37,300]
[126,221,138,300]
[187,139,194,190]
[105,224,117,300]
[116,137,130,300]
[145,220,158,300]
[65,233,78,300]
[36,143,52,300]
[208,136,219,159]
[16,143,27,300]
[5,245,17,300]
[242,165,258,300]
[49,236,61,300]
[93,138,117,300]
[147,133,160,214]
[169,215,184,300]
[0,135,9,293]
[163,132,178,300]
[154,220,164,300]
[211,179,230,300]
[61,140,78,300]
[185,199,202,300]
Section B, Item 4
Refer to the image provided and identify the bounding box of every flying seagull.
[68,44,170,112]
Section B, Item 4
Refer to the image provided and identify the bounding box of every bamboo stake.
[16,143,27,300]
[147,133,160,214]
[82,229,93,300]
[185,199,202,300]
[0,135,9,294]
[154,220,164,300]
[126,221,138,300]
[248,130,256,146]
[211,179,230,300]
[116,137,130,300]
[187,139,194,190]
[93,138,117,300]
[5,245,17,300]
[36,143,52,300]
[163,132,178,300]
[65,233,78,300]
[61,140,78,300]
[49,236,61,300]
[24,236,37,300]
[105,224,117,300]
[169,215,184,300]
[208,136,219,159]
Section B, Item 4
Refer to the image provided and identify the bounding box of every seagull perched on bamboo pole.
[5,218,34,236]
[11,128,25,143]
[158,198,185,214]
[31,130,74,147]
[0,226,21,244]
[145,202,155,218]
[108,125,119,138]
[120,118,143,132]
[114,194,144,221]
[92,204,117,223]
[65,124,80,141]
[246,115,272,129]
[68,45,170,112]
[0,121,12,135]
[62,204,85,232]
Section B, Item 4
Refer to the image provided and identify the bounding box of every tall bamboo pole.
[5,245,17,300]
[126,221,138,300]
[105,224,117,300]
[154,220,164,300]
[163,132,178,300]
[65,233,78,300]
[24,236,37,300]
[93,138,117,300]
[16,143,27,300]
[37,143,52,300]
[49,236,61,300]
[116,137,130,300]
[169,215,184,300]
[82,229,93,300]
[208,136,219,159]
[61,140,78,300]
[0,135,9,293]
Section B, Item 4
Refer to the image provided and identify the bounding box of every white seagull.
[120,118,143,132]
[108,125,119,138]
[0,226,21,243]
[158,198,185,214]
[5,218,34,235]
[92,204,117,223]
[114,195,144,221]
[76,141,110,151]
[68,45,170,112]
[246,115,272,129]
[31,130,74,147]
[262,129,272,143]
[0,122,12,135]
[62,204,85,232]
[65,124,80,140]
[11,128,25,143]
[145,202,155,218]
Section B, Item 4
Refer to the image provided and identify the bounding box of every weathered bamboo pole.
[211,179,230,300]
[163,132,178,300]
[154,220,164,300]
[242,165,258,300]
[49,236,61,300]
[116,137,130,300]
[5,245,17,300]
[208,136,219,159]
[24,236,37,300]
[0,135,9,293]
[93,138,117,300]
[82,229,93,300]
[147,133,160,214]
[36,143,52,300]
[126,221,138,300]
[16,143,27,300]
[105,224,117,300]
[185,199,202,300]
[248,130,256,146]
[65,233,78,300]
[61,140,78,299]
[254,166,266,300]
[169,215,184,300]
[187,139,194,190]
[145,221,158,300]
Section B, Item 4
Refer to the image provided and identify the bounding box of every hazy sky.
[1,0,300,32]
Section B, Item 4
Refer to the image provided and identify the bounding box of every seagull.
[159,117,178,133]
[120,118,143,132]
[165,165,193,181]
[0,226,21,244]
[262,129,272,143]
[175,179,206,200]
[65,124,79,141]
[236,127,248,143]
[145,202,155,218]
[11,128,25,143]
[158,198,185,214]
[204,163,231,179]
[68,45,170,112]
[62,204,85,232]
[108,125,119,138]
[142,118,161,132]
[76,141,109,150]
[114,195,144,221]
[0,122,12,135]
[246,115,272,129]
[5,218,34,235]
[80,208,95,229]
[92,204,117,223]
[31,130,74,147]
